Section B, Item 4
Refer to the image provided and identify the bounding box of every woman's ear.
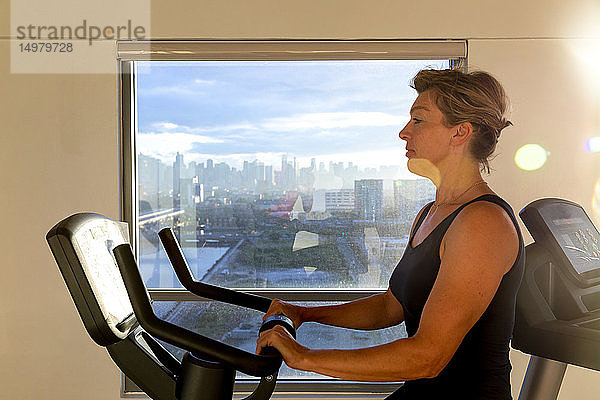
[451,122,473,146]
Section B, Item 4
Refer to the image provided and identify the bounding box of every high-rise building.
[324,189,354,212]
[257,161,265,184]
[215,162,230,188]
[204,159,214,187]
[332,162,344,178]
[172,153,185,266]
[354,179,384,221]
[138,154,161,209]
[293,156,298,179]
[265,165,274,186]
[173,152,184,210]
[280,154,295,189]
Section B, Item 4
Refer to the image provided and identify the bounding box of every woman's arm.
[256,324,437,381]
[264,289,404,331]
[304,288,405,330]
[257,202,519,381]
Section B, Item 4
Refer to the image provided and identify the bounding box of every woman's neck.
[433,160,487,205]
[406,156,490,206]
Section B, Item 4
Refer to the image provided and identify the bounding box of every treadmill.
[514,198,600,400]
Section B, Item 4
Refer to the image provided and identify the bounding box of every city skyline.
[139,149,435,225]
[138,151,434,207]
[140,150,420,178]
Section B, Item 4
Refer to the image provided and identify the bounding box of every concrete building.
[354,179,384,222]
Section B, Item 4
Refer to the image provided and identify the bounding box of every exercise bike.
[47,213,295,400]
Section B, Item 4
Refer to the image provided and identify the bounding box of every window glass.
[136,59,442,289]
[153,301,407,380]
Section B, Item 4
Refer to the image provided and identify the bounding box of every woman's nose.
[398,123,410,140]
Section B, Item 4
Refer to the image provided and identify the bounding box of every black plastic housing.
[513,199,600,372]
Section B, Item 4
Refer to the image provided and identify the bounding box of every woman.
[256,69,525,399]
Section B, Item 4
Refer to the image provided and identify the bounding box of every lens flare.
[586,137,600,153]
[569,39,600,90]
[514,144,548,171]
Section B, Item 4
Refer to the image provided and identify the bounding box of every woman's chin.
[407,158,440,186]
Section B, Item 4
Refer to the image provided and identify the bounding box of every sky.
[136,59,449,172]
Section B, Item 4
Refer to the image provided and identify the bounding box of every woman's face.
[398,90,455,180]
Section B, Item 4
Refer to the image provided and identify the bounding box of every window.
[119,40,465,395]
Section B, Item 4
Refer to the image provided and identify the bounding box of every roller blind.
[117,40,466,61]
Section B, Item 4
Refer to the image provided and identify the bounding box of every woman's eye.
[412,118,422,124]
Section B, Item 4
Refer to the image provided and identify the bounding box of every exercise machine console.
[46,213,295,400]
[514,198,600,400]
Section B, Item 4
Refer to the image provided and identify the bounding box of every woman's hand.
[256,324,309,370]
[263,299,306,330]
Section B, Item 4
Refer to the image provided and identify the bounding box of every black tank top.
[387,194,525,400]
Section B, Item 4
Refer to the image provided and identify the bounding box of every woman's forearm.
[296,336,439,382]
[301,289,404,330]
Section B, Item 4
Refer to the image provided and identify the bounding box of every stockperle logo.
[11,0,150,74]
[15,20,147,45]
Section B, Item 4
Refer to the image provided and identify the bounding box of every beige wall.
[1,1,599,399]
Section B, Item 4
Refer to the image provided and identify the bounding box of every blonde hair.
[411,69,512,173]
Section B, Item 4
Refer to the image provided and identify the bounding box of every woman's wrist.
[291,344,315,372]
[296,305,309,326]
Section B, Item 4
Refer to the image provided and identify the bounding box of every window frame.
[118,39,466,397]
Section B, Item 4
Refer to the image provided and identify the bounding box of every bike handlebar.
[112,243,282,377]
[157,228,272,312]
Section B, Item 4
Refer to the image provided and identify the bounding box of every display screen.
[542,205,600,275]
[71,218,134,329]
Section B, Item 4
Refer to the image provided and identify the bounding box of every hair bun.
[497,118,512,138]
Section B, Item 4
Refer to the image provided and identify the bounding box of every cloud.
[199,123,260,133]
[139,77,217,97]
[260,112,407,132]
[139,110,408,166]
[138,132,224,163]
[151,121,180,131]
[140,85,198,96]
[194,79,216,85]
[152,112,407,138]
[148,120,260,135]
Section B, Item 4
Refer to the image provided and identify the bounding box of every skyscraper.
[173,152,184,211]
[324,189,355,212]
[265,165,274,186]
[354,179,384,222]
